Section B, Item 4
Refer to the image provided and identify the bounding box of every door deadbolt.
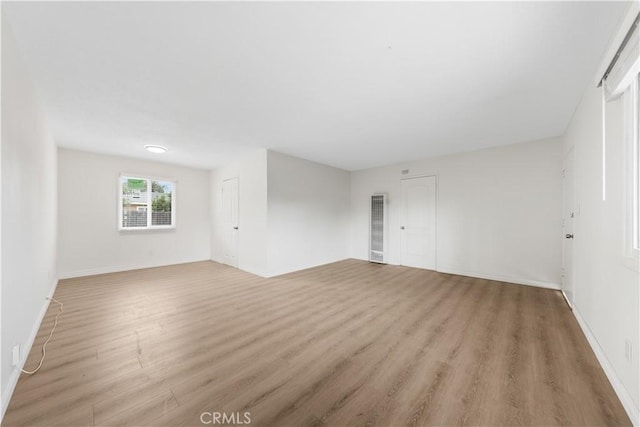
[565,233,573,239]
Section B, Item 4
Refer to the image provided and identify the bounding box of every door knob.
[565,233,573,239]
[233,226,239,230]
[400,226,405,230]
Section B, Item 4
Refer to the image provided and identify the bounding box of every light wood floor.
[3,260,631,426]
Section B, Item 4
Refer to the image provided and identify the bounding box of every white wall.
[57,149,210,278]
[211,149,268,276]
[266,151,350,277]
[1,18,58,418]
[561,67,640,421]
[350,138,563,288]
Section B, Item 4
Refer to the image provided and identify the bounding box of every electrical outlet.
[625,339,633,365]
[12,344,21,366]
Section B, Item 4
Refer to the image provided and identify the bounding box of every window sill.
[118,226,176,232]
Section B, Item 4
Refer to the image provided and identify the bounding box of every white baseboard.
[561,290,573,309]
[58,258,210,279]
[1,278,59,421]
[572,306,639,426]
[435,266,561,290]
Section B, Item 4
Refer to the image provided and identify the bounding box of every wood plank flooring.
[3,259,631,426]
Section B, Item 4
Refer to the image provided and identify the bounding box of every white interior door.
[562,148,575,307]
[400,176,436,270]
[222,178,239,268]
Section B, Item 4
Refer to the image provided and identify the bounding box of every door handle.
[233,226,239,230]
[565,233,573,239]
[400,226,405,230]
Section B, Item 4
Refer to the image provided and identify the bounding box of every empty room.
[1,1,639,426]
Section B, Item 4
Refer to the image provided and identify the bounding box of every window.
[623,71,640,265]
[119,175,175,230]
[601,13,639,267]
[634,72,640,251]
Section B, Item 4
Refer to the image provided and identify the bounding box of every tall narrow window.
[634,72,640,251]
[119,175,176,230]
[624,71,640,261]
[600,12,639,263]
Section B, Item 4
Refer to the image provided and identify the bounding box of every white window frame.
[633,73,640,252]
[118,174,176,231]
[623,73,640,270]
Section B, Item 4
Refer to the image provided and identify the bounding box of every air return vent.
[369,194,387,263]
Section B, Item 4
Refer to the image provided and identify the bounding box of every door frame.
[399,174,438,270]
[561,146,575,309]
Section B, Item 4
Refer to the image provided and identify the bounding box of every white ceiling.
[3,1,629,171]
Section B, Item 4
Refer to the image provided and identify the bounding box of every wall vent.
[369,193,387,263]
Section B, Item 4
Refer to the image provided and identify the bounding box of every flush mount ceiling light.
[144,144,168,154]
